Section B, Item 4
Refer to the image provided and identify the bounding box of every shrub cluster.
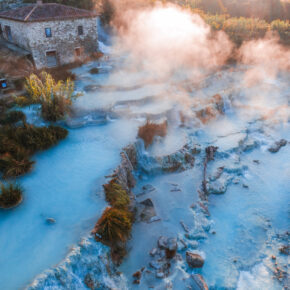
[0,121,68,178]
[95,207,132,244]
[0,111,27,126]
[195,10,290,45]
[22,72,77,122]
[94,179,133,251]
[0,182,23,209]
[103,178,130,209]
[138,120,167,148]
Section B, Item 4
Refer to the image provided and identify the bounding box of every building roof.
[0,3,98,22]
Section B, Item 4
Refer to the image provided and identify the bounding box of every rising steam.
[115,4,233,78]
[85,1,289,126]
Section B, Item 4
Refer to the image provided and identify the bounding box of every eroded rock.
[268,139,287,153]
[192,274,209,290]
[46,218,56,225]
[138,198,157,223]
[186,252,205,268]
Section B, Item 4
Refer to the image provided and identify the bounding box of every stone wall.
[26,17,98,68]
[0,16,98,68]
[0,18,30,49]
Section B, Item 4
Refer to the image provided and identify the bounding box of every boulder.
[268,139,287,153]
[46,218,56,225]
[138,198,157,223]
[89,67,99,74]
[186,252,205,268]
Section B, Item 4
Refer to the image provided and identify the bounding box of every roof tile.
[0,3,97,22]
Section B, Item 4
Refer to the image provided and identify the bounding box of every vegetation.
[103,179,130,209]
[200,12,290,45]
[138,120,167,148]
[174,0,290,21]
[0,182,23,209]
[0,111,26,126]
[94,177,133,261]
[24,72,76,122]
[270,19,290,43]
[100,0,115,25]
[0,121,68,178]
[94,207,132,244]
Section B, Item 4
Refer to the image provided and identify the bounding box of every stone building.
[0,1,98,68]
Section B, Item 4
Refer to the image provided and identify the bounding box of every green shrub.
[0,151,34,179]
[271,19,290,44]
[1,125,68,153]
[94,207,132,244]
[0,111,26,126]
[25,72,77,122]
[0,124,68,178]
[14,96,37,107]
[0,182,23,208]
[138,120,167,148]
[103,179,130,209]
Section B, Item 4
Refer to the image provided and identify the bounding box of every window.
[78,25,83,36]
[45,28,52,38]
[75,47,82,58]
[0,79,8,89]
[4,25,12,41]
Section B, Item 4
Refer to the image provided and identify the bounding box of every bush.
[14,96,37,107]
[94,207,132,244]
[25,72,76,121]
[138,120,167,148]
[0,182,23,208]
[0,124,68,178]
[103,179,130,209]
[271,19,290,44]
[0,151,34,179]
[1,125,68,153]
[0,111,26,126]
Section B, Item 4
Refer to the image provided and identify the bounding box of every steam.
[238,32,290,86]
[115,4,233,78]
[83,2,290,128]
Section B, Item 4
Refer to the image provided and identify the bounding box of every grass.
[0,182,23,209]
[138,120,167,148]
[0,120,68,178]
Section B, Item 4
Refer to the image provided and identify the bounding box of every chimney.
[36,0,43,5]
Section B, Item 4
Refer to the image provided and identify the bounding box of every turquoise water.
[0,122,135,289]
